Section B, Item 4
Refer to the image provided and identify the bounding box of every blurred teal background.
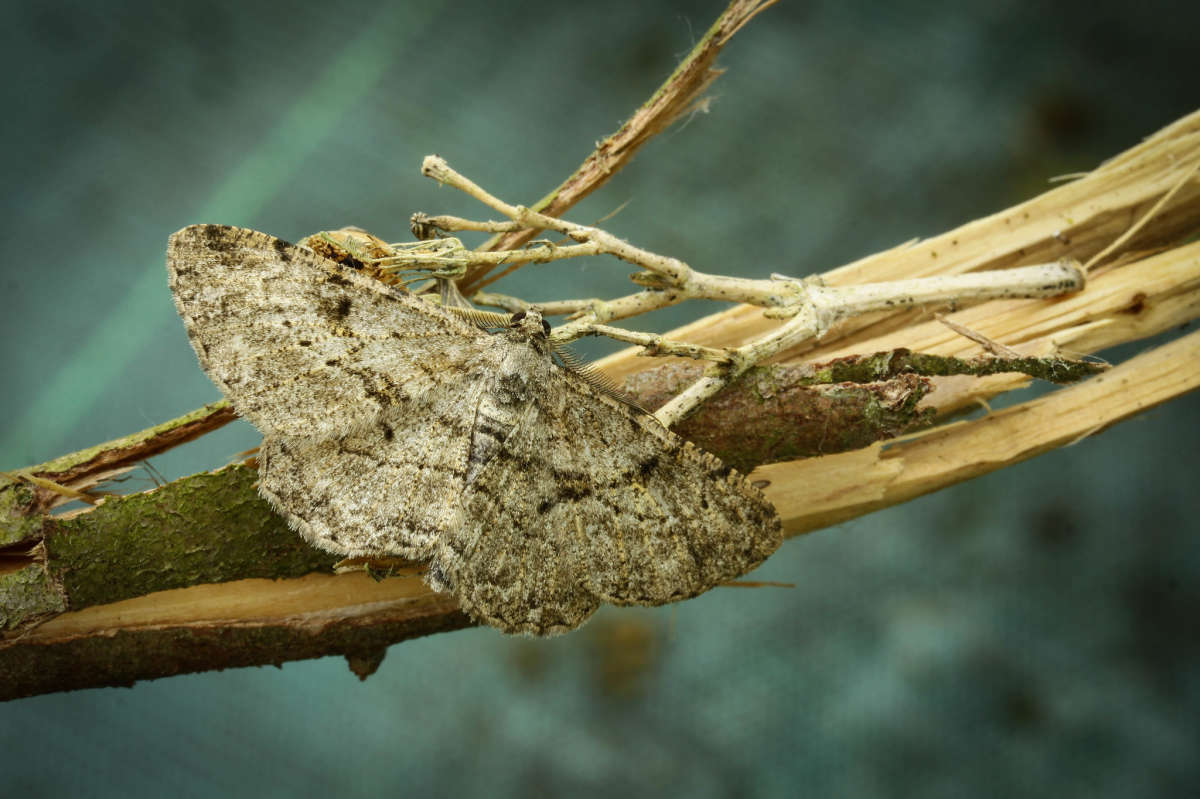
[2,1,1198,796]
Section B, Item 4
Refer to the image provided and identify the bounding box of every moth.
[167,224,781,635]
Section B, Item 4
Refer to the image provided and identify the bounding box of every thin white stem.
[652,309,820,427]
[581,325,734,362]
[801,261,1085,333]
[411,212,524,235]
[418,155,1089,428]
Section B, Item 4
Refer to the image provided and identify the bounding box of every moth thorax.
[505,308,551,355]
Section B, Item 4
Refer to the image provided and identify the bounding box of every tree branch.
[1,102,1197,701]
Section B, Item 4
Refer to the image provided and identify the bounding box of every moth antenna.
[552,343,650,415]
[442,304,513,329]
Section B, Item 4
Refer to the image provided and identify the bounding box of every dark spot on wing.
[299,340,312,347]
[271,235,293,263]
[381,423,394,441]
[537,498,553,514]
[326,273,352,288]
[637,455,659,477]
[345,368,408,409]
[557,471,593,502]
[199,224,230,250]
[318,294,354,325]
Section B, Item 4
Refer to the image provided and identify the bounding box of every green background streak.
[1,3,426,463]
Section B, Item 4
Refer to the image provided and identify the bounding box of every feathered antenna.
[550,342,649,415]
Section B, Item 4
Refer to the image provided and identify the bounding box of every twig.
[1083,160,1199,270]
[458,0,782,294]
[420,155,1088,425]
[935,315,1022,358]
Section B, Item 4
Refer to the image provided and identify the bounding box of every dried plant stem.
[590,111,1200,386]
[459,0,781,293]
[421,154,1087,425]
[371,231,606,271]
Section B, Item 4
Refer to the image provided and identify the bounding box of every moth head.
[507,309,552,350]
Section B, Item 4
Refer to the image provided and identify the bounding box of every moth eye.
[509,311,527,325]
[540,319,551,337]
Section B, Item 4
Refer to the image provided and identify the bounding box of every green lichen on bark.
[883,351,1105,382]
[0,476,42,546]
[807,349,1106,384]
[0,564,67,630]
[42,464,337,611]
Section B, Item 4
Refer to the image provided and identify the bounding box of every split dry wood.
[1,79,1196,700]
